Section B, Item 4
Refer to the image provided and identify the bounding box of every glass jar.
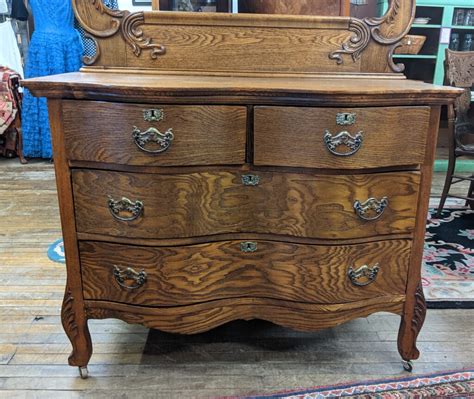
[464,9,474,26]
[450,33,460,50]
[461,33,473,51]
[453,9,465,25]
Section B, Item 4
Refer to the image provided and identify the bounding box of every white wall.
[117,0,150,11]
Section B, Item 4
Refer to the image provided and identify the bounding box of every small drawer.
[254,106,431,169]
[62,100,247,166]
[80,240,412,306]
[72,169,420,240]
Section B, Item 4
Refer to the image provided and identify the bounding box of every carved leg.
[61,287,93,377]
[397,282,426,370]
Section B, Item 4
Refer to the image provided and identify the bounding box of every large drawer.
[62,101,247,166]
[72,169,420,240]
[254,106,430,169]
[80,240,411,306]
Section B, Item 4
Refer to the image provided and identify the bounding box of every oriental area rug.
[423,208,474,308]
[225,369,474,399]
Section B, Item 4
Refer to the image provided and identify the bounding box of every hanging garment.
[22,0,82,159]
[0,66,20,135]
[0,20,24,77]
[12,19,29,65]
[76,0,118,60]
[0,0,8,14]
[11,0,28,21]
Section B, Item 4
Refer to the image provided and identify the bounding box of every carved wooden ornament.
[72,0,415,74]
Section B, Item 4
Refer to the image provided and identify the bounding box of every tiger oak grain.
[254,106,430,169]
[80,240,411,306]
[72,169,421,240]
[63,101,247,166]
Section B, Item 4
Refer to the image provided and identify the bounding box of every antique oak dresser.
[23,0,462,379]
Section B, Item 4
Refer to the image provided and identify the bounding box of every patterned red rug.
[423,208,473,308]
[224,369,474,399]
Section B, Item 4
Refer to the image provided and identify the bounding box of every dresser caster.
[402,360,413,372]
[79,366,89,379]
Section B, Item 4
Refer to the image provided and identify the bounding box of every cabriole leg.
[61,287,92,376]
[397,282,426,372]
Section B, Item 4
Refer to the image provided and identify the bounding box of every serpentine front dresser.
[23,0,462,378]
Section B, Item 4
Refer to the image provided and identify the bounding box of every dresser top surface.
[23,72,462,106]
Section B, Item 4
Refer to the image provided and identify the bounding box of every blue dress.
[22,0,82,159]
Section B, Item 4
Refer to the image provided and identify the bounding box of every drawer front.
[254,106,430,169]
[80,240,411,306]
[62,101,247,166]
[73,169,420,240]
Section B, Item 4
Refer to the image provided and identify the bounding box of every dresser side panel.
[48,100,92,367]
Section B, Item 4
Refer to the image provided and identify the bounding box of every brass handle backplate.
[240,242,258,253]
[336,112,357,126]
[132,126,174,154]
[108,197,144,222]
[113,266,147,290]
[354,197,388,221]
[348,264,380,287]
[143,109,164,122]
[324,130,363,156]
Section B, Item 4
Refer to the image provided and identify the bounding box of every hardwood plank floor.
[0,158,472,399]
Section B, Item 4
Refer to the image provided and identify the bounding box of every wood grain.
[254,106,430,169]
[47,100,93,369]
[72,169,420,240]
[22,73,464,106]
[80,239,412,306]
[85,297,405,335]
[129,25,356,73]
[398,106,441,362]
[62,101,247,166]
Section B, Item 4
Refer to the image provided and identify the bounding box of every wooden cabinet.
[23,0,463,380]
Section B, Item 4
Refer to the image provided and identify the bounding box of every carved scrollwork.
[329,19,371,65]
[121,12,166,59]
[82,33,101,66]
[329,0,415,72]
[411,282,426,339]
[72,0,127,38]
[72,0,166,64]
[62,289,79,340]
[91,0,126,18]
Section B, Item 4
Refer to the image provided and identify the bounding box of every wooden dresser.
[23,0,462,379]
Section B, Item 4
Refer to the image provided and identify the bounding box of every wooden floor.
[0,158,472,399]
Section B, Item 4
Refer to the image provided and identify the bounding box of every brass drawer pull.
[113,266,147,290]
[240,242,258,253]
[348,264,380,287]
[108,197,144,222]
[241,174,260,186]
[353,197,388,221]
[324,130,363,156]
[132,126,174,154]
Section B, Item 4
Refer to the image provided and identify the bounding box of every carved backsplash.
[72,0,415,75]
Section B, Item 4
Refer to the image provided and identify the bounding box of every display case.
[379,0,474,85]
